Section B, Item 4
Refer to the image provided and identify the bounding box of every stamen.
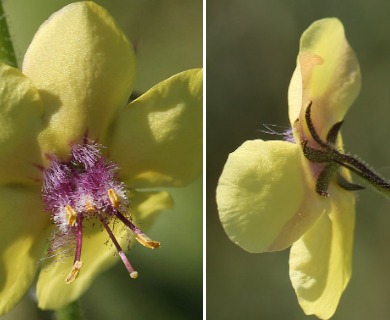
[65,205,77,226]
[99,215,139,279]
[115,211,161,249]
[42,141,160,282]
[66,215,84,284]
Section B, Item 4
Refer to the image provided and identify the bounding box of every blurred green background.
[2,1,202,319]
[207,0,390,319]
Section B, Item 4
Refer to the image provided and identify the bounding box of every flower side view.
[217,18,366,319]
[0,1,202,315]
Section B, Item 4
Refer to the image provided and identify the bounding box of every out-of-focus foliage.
[207,0,390,319]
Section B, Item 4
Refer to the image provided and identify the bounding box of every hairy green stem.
[54,301,85,320]
[302,100,390,197]
[0,1,17,67]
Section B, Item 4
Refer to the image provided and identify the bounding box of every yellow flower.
[217,18,360,319]
[0,1,202,315]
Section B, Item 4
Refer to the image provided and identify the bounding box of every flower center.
[42,140,159,283]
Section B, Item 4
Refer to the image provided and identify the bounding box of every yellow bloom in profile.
[217,18,361,319]
[0,1,202,315]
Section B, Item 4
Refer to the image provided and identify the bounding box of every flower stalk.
[0,1,17,67]
[54,301,85,320]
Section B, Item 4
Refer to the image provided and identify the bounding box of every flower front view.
[217,18,362,319]
[0,1,202,315]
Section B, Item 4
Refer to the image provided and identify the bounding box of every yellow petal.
[109,69,203,188]
[0,63,44,185]
[37,190,172,309]
[22,2,136,160]
[288,18,361,139]
[130,190,173,225]
[289,185,355,319]
[0,186,49,316]
[217,139,325,253]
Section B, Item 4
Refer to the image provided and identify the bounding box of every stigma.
[42,140,160,283]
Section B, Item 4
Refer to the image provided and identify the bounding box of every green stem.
[0,1,17,67]
[54,301,85,320]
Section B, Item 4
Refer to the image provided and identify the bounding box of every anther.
[107,188,120,208]
[65,260,83,284]
[84,200,95,213]
[65,205,78,226]
[136,233,161,249]
[114,211,161,249]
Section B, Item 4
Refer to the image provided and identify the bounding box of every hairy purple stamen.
[42,141,160,283]
[283,128,295,143]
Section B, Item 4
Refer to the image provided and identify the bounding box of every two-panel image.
[1,1,390,319]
